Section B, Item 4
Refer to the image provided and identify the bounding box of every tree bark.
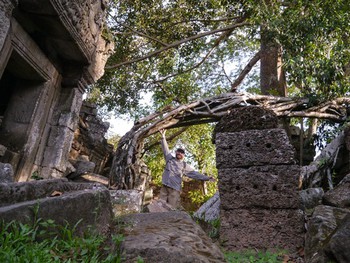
[260,29,287,96]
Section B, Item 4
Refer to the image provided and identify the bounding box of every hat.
[176,148,185,154]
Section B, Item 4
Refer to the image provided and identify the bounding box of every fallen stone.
[118,211,226,263]
[304,205,350,263]
[0,187,113,237]
[323,174,350,208]
[144,199,176,212]
[324,213,350,263]
[72,173,109,186]
[0,178,106,207]
[300,187,324,210]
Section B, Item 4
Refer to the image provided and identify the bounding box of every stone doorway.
[0,49,48,181]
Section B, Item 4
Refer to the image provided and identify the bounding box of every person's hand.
[208,176,216,182]
[159,129,166,137]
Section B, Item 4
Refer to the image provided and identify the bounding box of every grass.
[0,219,124,263]
[224,249,287,263]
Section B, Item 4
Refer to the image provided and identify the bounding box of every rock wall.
[215,107,305,255]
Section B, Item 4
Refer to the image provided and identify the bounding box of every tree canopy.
[89,0,350,117]
[89,1,350,193]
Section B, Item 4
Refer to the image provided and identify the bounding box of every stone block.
[120,211,226,263]
[216,129,296,168]
[214,106,278,133]
[218,165,301,209]
[41,147,67,168]
[220,208,305,253]
[0,179,106,206]
[0,187,112,237]
[46,126,74,148]
[58,111,79,130]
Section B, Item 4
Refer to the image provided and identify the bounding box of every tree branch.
[109,93,350,189]
[231,51,261,91]
[106,22,250,69]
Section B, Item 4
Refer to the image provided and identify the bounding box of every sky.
[106,92,153,137]
[107,116,133,137]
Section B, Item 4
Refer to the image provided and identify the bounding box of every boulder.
[300,187,324,211]
[304,205,350,263]
[323,174,350,208]
[324,213,350,263]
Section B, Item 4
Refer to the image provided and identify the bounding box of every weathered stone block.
[0,179,105,206]
[120,211,226,263]
[0,187,112,237]
[47,126,74,148]
[216,129,296,168]
[58,111,79,130]
[214,106,278,133]
[220,208,305,253]
[218,165,301,209]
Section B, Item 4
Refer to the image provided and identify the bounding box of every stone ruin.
[0,0,112,181]
[215,106,305,254]
[68,100,114,184]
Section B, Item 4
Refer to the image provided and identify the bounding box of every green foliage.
[314,120,342,150]
[31,171,43,180]
[207,218,221,239]
[0,219,123,263]
[107,133,121,149]
[92,0,350,118]
[224,249,287,263]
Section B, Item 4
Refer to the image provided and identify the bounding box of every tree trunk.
[260,29,287,96]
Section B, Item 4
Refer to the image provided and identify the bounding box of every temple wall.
[0,0,112,181]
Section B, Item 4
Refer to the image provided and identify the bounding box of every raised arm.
[159,129,170,159]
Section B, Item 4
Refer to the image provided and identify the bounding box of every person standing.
[159,129,215,209]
